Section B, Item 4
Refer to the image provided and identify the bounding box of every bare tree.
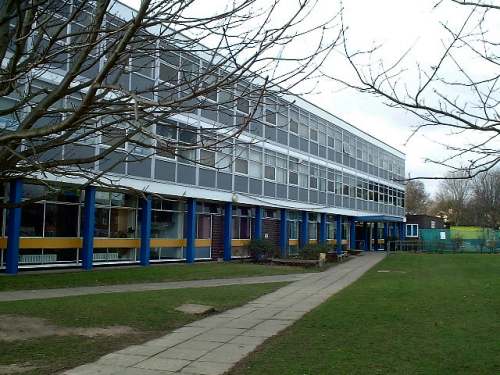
[0,0,341,204]
[433,171,472,225]
[405,179,430,215]
[330,0,500,180]
[469,169,500,228]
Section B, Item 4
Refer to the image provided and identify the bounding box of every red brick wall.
[211,215,224,260]
[263,218,280,248]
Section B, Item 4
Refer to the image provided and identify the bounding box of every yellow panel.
[232,239,251,247]
[16,237,82,249]
[0,238,6,249]
[309,239,318,244]
[327,239,337,245]
[378,239,385,244]
[94,238,140,248]
[195,239,212,247]
[342,240,348,245]
[150,238,186,248]
[288,239,299,246]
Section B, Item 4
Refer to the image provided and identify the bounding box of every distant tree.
[405,179,430,215]
[469,169,500,228]
[433,172,472,225]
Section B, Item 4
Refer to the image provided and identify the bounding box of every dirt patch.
[0,364,36,374]
[0,315,135,342]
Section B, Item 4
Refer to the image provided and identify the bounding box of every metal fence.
[389,227,500,253]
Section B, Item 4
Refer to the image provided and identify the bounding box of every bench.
[348,249,364,256]
[93,252,119,261]
[19,254,57,264]
[270,258,321,268]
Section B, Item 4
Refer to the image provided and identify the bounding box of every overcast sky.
[122,0,490,196]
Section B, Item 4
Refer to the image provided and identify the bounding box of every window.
[289,119,298,134]
[248,147,262,179]
[406,224,418,238]
[199,149,215,168]
[264,152,276,181]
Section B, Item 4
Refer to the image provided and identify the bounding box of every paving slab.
[64,253,385,375]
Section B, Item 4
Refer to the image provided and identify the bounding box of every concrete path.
[0,274,313,302]
[63,253,385,375]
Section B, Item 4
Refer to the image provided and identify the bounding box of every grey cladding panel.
[99,150,126,175]
[288,186,298,200]
[177,164,196,185]
[199,168,216,188]
[234,175,248,193]
[299,188,308,202]
[249,178,262,195]
[155,159,175,181]
[127,157,152,178]
[276,184,287,199]
[264,181,276,197]
[217,172,232,190]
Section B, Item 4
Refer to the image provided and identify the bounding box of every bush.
[246,239,279,261]
[297,243,334,260]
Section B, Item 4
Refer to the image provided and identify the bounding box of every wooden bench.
[270,258,320,268]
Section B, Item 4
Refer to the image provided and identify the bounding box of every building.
[405,214,446,239]
[0,1,406,274]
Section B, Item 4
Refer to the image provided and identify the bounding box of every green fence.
[390,227,500,253]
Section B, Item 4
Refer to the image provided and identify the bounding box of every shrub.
[297,243,333,260]
[246,239,279,261]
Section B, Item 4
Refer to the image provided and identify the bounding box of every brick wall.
[211,215,224,260]
[263,218,281,248]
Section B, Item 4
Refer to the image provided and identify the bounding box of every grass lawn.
[0,282,287,374]
[0,262,312,291]
[230,253,500,375]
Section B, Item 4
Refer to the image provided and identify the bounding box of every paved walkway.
[64,253,385,375]
[0,274,313,302]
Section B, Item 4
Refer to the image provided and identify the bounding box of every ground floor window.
[406,224,418,238]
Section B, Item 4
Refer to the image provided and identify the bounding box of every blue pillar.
[400,222,406,241]
[373,222,379,251]
[392,222,398,239]
[253,206,262,240]
[299,211,308,248]
[383,222,389,251]
[363,222,369,251]
[336,215,343,254]
[140,195,152,266]
[279,208,288,258]
[350,218,356,250]
[81,186,96,270]
[223,202,232,261]
[185,198,196,264]
[6,179,23,275]
[319,213,327,245]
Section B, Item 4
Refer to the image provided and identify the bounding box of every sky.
[121,0,495,196]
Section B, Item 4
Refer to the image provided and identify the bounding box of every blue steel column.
[350,218,356,250]
[6,179,23,275]
[253,206,262,240]
[279,208,288,257]
[319,213,327,245]
[140,195,152,266]
[399,222,406,241]
[336,214,343,254]
[373,222,379,251]
[299,211,308,248]
[223,202,232,261]
[364,222,370,251]
[185,198,196,264]
[392,222,398,239]
[81,186,96,270]
[383,222,389,251]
